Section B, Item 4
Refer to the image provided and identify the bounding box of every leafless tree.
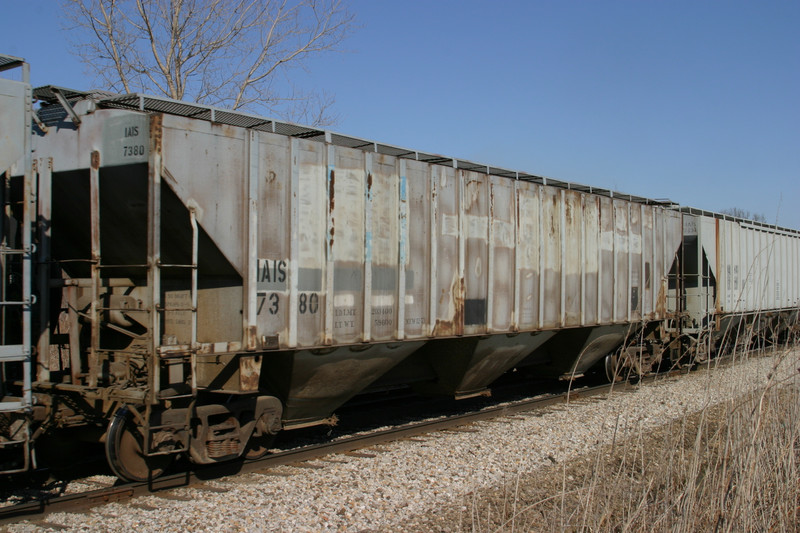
[62,0,354,126]
[719,207,767,223]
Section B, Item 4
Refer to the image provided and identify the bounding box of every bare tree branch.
[62,0,354,125]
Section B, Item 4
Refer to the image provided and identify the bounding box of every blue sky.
[2,0,798,228]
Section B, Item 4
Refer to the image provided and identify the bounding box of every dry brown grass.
[446,348,800,533]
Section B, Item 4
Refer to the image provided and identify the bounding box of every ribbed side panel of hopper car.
[155,110,688,404]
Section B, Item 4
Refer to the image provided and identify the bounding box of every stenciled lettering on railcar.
[255,258,320,316]
[371,306,394,327]
[121,124,145,156]
[256,259,285,315]
[334,307,357,329]
[122,144,146,157]
[255,291,321,316]
[298,293,319,314]
[102,114,150,166]
[257,293,280,315]
[257,259,287,289]
[163,290,191,343]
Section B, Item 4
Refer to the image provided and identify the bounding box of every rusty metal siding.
[599,196,614,323]
[403,159,431,338]
[293,138,327,347]
[0,77,27,172]
[629,203,642,322]
[642,206,654,319]
[541,186,561,328]
[613,200,629,323]
[328,146,366,344]
[37,106,690,355]
[563,190,582,326]
[256,132,291,347]
[583,195,600,324]
[488,176,515,332]
[368,153,400,341]
[516,181,540,330]
[161,116,247,275]
[463,171,489,335]
[653,206,663,317]
[431,165,461,336]
[663,209,683,316]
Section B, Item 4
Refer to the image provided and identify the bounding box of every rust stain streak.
[655,277,668,316]
[455,277,465,336]
[239,354,261,391]
[150,113,163,153]
[328,169,336,211]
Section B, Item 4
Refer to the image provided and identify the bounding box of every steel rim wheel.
[106,407,172,482]
[604,354,621,382]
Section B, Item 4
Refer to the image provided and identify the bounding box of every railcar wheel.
[106,406,173,482]
[604,354,621,382]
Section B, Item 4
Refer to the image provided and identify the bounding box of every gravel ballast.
[6,348,799,532]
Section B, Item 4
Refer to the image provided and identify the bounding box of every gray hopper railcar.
[1,54,799,481]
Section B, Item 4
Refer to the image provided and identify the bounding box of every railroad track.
[11,347,766,529]
[0,378,634,527]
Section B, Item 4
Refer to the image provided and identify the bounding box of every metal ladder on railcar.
[89,145,200,470]
[0,54,35,473]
